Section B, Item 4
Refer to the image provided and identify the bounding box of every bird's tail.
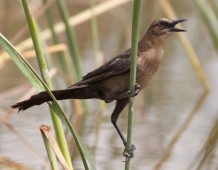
[11,85,98,111]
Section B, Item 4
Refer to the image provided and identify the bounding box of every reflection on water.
[1,1,218,170]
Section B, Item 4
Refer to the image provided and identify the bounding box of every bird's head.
[146,18,186,44]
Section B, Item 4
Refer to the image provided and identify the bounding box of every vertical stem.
[42,0,66,71]
[21,1,73,169]
[56,0,89,113]
[56,0,82,79]
[125,0,142,169]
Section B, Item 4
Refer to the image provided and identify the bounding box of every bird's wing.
[75,50,131,85]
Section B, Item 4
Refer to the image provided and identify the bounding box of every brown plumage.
[12,18,186,159]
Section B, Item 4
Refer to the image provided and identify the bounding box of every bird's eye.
[159,21,172,30]
[160,21,167,26]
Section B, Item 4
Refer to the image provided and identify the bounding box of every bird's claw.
[123,144,136,162]
[128,84,140,97]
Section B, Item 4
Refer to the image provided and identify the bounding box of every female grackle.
[12,18,186,160]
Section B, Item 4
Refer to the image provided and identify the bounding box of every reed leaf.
[0,33,96,170]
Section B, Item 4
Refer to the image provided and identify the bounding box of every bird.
[12,18,186,160]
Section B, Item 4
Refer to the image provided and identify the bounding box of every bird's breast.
[136,48,163,88]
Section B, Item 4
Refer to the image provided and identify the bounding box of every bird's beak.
[169,19,187,32]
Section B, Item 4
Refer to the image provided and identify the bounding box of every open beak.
[169,19,187,32]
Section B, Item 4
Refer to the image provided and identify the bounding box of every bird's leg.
[111,98,136,160]
[111,98,129,145]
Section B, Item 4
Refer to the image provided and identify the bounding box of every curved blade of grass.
[0,33,44,91]
[21,0,95,168]
[0,33,59,170]
[0,33,96,170]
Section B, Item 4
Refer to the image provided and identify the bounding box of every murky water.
[1,1,218,170]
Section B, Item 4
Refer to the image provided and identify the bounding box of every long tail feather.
[11,86,98,111]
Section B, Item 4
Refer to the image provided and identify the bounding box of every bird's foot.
[123,144,136,162]
[128,83,140,97]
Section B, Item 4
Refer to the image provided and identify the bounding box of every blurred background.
[0,0,218,170]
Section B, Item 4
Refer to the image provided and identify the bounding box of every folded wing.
[72,50,132,86]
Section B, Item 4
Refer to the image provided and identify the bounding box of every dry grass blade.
[22,44,68,58]
[0,43,67,70]
[40,124,70,170]
[15,0,131,52]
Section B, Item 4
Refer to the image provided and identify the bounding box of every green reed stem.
[56,0,82,79]
[56,0,89,113]
[125,0,142,169]
[42,0,66,71]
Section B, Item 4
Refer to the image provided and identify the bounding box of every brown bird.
[12,18,186,159]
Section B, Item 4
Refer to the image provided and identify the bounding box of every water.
[1,1,218,170]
